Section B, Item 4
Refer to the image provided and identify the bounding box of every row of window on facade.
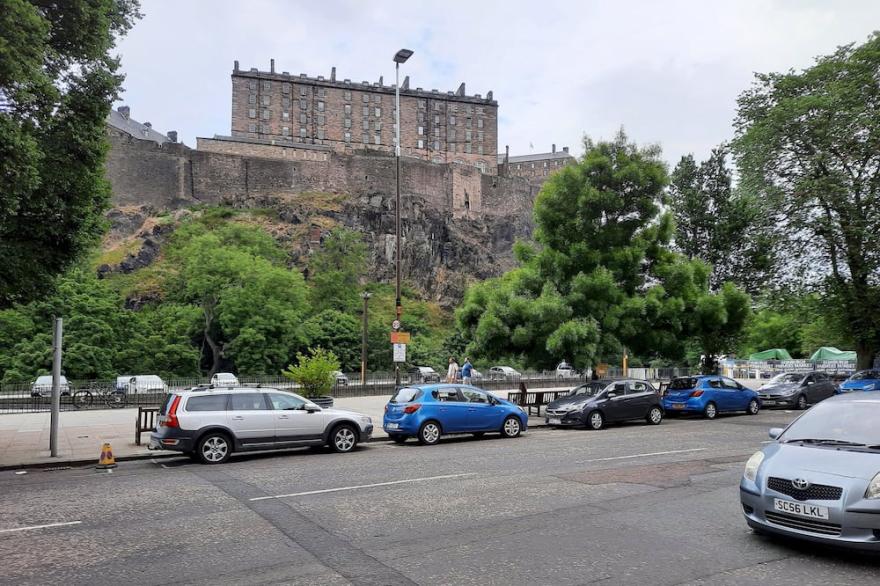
[515,160,568,170]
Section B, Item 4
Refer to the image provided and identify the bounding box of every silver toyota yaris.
[740,393,880,550]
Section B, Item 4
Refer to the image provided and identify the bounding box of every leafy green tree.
[302,310,361,371]
[308,227,368,313]
[734,33,880,369]
[668,146,775,293]
[0,0,140,306]
[282,347,340,398]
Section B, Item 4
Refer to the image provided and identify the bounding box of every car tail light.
[690,390,704,398]
[384,404,389,412]
[403,403,421,414]
[162,395,181,428]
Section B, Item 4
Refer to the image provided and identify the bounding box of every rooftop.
[107,106,175,145]
[498,150,574,164]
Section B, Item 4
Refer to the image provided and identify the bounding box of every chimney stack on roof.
[234,60,239,72]
[143,121,151,129]
[379,75,383,86]
[563,146,569,153]
[331,66,336,81]
[167,130,177,143]
[118,105,130,119]
[552,144,556,153]
[456,82,466,96]
[270,58,275,73]
[402,75,410,90]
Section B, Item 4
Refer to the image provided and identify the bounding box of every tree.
[0,0,140,306]
[308,227,368,313]
[302,310,361,371]
[734,33,880,369]
[282,347,340,398]
[668,146,775,293]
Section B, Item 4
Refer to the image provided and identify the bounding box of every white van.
[116,375,168,394]
[210,372,240,387]
[31,375,70,397]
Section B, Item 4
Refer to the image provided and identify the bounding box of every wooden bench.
[135,406,160,446]
[506,390,570,416]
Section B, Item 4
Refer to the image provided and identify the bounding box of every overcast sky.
[114,0,879,166]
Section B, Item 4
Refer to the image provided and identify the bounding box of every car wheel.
[747,398,760,415]
[197,432,231,465]
[795,394,807,410]
[500,416,521,438]
[389,434,408,444]
[703,402,718,420]
[646,406,664,425]
[330,424,358,453]
[418,421,442,445]
[587,410,604,430]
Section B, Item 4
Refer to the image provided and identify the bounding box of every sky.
[113,0,880,166]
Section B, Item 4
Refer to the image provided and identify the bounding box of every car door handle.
[232,416,244,420]
[278,415,289,419]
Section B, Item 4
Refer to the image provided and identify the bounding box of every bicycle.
[72,382,127,409]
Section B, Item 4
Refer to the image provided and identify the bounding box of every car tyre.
[389,434,408,444]
[329,424,358,453]
[703,402,718,420]
[747,398,760,415]
[587,410,604,430]
[418,421,442,445]
[646,406,664,425]
[500,416,521,438]
[197,432,232,465]
[795,394,807,410]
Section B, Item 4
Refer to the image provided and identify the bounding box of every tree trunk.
[204,331,223,377]
[855,341,876,371]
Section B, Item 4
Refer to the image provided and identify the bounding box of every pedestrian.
[446,357,459,383]
[461,357,473,385]
[518,381,528,408]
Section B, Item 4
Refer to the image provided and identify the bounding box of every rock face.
[103,133,544,305]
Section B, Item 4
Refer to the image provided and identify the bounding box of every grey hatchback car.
[757,371,836,410]
[149,387,373,464]
[740,393,880,550]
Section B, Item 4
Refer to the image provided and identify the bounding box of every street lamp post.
[360,291,371,385]
[393,48,413,387]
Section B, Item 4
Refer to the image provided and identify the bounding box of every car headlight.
[866,473,880,499]
[743,451,764,482]
[359,416,372,425]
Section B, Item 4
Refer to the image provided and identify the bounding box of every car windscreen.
[669,377,698,390]
[770,373,801,384]
[779,400,880,446]
[570,383,604,397]
[851,370,880,381]
[391,387,422,403]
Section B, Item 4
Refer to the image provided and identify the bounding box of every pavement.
[0,388,567,470]
[2,409,878,585]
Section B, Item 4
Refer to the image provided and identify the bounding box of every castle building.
[498,144,576,181]
[107,105,178,145]
[223,60,499,174]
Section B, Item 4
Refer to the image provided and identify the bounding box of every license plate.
[673,404,685,410]
[548,417,561,425]
[773,498,829,520]
[385,423,399,430]
[763,400,776,405]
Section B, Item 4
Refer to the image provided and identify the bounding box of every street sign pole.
[49,317,62,458]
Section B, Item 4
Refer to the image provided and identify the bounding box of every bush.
[282,347,340,398]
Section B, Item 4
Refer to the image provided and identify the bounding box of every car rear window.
[186,394,229,411]
[391,387,422,403]
[669,377,698,390]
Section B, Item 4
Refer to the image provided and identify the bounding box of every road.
[1,410,877,585]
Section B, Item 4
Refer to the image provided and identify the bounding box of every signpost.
[393,343,407,363]
[390,331,411,344]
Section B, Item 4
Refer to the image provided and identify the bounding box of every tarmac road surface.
[1,409,878,585]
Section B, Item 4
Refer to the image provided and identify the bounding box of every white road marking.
[250,473,478,501]
[0,521,82,534]
[576,447,707,464]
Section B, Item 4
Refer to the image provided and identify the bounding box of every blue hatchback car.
[383,384,527,445]
[662,375,761,419]
[838,369,880,393]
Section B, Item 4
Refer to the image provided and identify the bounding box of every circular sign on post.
[392,320,401,331]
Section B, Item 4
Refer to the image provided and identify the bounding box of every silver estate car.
[740,393,880,550]
[149,387,373,464]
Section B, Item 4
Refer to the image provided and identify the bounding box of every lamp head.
[393,49,414,64]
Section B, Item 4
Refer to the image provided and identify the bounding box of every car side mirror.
[305,403,321,413]
[806,381,814,386]
[768,427,783,440]
[607,392,617,399]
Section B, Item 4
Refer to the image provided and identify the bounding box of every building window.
[248,123,256,133]
[300,127,307,138]
[317,101,325,112]
[262,81,271,91]
[465,130,472,141]
[449,129,456,141]
[362,119,369,130]
[374,107,381,117]
[317,114,325,125]
[434,115,440,124]
[477,131,484,142]
[248,80,256,90]
[259,124,268,133]
[300,86,307,96]
[282,97,290,108]
[433,140,440,151]
[319,88,326,98]
[248,94,256,104]
[261,95,270,106]
[374,121,382,130]
[344,118,351,128]
[433,127,440,137]
[344,90,351,101]
[362,106,369,116]
[478,145,484,155]
[449,115,456,125]
[261,109,270,120]
[300,113,307,124]
[344,104,351,115]
[362,133,369,144]
[344,131,351,143]
[282,84,290,94]
[248,108,256,119]
[300,99,307,110]
[477,118,484,129]
[418,111,425,123]
[417,139,424,149]
[433,102,440,111]
[543,161,548,167]
[317,128,325,140]
[466,118,472,128]
[451,104,458,112]
[464,144,471,154]
[374,95,381,104]
[450,142,457,153]
[282,112,289,121]
[374,133,381,145]
[417,126,424,136]
[477,107,485,115]
[362,94,369,103]
[418,100,426,110]
[282,126,289,136]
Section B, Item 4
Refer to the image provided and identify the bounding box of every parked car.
[545,379,664,430]
[838,369,880,393]
[555,361,577,379]
[489,366,521,380]
[149,386,373,464]
[740,393,880,551]
[662,376,760,419]
[469,369,484,382]
[210,372,240,387]
[333,371,349,386]
[30,375,70,397]
[383,384,527,445]
[116,375,168,394]
[757,372,836,410]
[408,366,441,384]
